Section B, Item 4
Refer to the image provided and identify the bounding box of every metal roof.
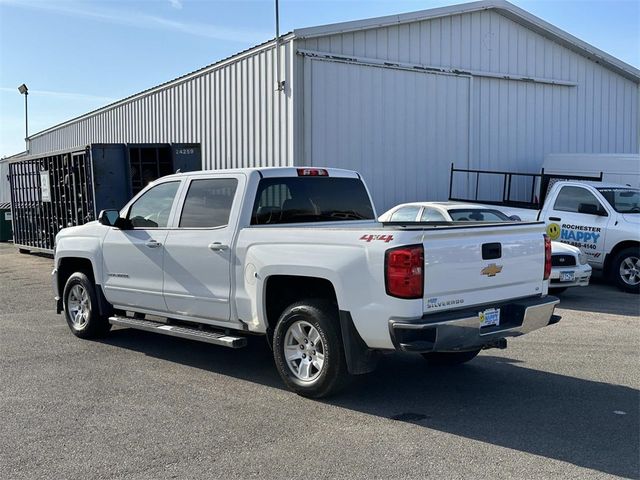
[294,0,640,83]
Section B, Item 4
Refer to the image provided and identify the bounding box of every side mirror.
[578,203,607,216]
[509,215,522,222]
[98,209,120,226]
[98,209,132,228]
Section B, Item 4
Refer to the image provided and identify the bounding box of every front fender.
[55,235,104,285]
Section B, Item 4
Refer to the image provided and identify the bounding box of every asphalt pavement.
[0,243,638,479]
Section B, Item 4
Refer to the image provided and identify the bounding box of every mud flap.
[339,310,380,375]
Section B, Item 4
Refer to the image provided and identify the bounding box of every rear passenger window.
[179,178,237,228]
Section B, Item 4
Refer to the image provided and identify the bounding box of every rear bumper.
[389,295,560,353]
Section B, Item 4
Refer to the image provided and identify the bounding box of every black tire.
[272,299,349,398]
[63,272,111,339]
[611,247,640,294]
[18,248,29,254]
[549,287,568,295]
[421,349,481,366]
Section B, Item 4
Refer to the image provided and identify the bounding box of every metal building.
[14,0,640,212]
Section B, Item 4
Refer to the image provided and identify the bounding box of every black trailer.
[8,143,200,254]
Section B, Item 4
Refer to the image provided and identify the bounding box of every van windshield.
[597,188,640,213]
[251,177,375,225]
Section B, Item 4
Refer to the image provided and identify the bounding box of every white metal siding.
[28,40,295,170]
[305,59,470,211]
[298,9,638,207]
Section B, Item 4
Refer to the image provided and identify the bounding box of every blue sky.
[1,0,638,157]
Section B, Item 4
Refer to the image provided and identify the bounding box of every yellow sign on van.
[546,223,561,240]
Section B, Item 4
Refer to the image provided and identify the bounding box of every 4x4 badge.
[481,263,503,277]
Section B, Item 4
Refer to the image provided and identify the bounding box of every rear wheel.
[63,272,111,338]
[611,247,640,294]
[272,299,349,398]
[421,349,481,366]
[18,248,29,254]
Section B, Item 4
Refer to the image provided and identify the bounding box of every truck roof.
[159,166,361,181]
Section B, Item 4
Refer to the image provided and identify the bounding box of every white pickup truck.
[53,167,560,397]
[491,181,640,293]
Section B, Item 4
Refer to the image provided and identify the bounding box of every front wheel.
[272,300,349,398]
[421,349,481,366]
[612,247,640,294]
[63,272,111,339]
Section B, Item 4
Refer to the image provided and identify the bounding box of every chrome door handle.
[208,242,228,251]
[145,240,162,248]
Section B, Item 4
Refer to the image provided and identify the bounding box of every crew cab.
[53,167,560,398]
[379,202,592,294]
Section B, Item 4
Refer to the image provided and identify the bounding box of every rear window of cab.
[251,177,375,225]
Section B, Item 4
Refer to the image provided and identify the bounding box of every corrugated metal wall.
[28,39,295,170]
[304,59,470,210]
[297,9,638,208]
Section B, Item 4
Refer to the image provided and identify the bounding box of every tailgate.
[421,222,546,313]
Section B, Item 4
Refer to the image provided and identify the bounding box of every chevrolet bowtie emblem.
[481,263,503,277]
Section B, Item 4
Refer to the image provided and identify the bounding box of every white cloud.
[169,0,183,10]
[0,0,269,44]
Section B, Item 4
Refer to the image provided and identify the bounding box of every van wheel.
[63,272,111,338]
[612,247,640,294]
[422,349,481,366]
[272,300,349,398]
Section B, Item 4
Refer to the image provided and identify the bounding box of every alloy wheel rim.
[283,320,325,382]
[68,284,90,329]
[620,256,640,286]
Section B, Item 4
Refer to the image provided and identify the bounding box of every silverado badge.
[481,263,503,277]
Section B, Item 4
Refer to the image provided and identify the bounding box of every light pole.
[18,83,28,151]
[274,0,284,91]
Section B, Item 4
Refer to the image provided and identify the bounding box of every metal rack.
[448,163,603,209]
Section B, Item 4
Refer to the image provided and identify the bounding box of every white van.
[543,153,640,188]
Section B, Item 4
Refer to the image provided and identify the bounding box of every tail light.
[385,245,424,299]
[544,234,552,280]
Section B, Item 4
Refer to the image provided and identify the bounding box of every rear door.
[543,185,610,266]
[162,174,244,322]
[422,223,547,313]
